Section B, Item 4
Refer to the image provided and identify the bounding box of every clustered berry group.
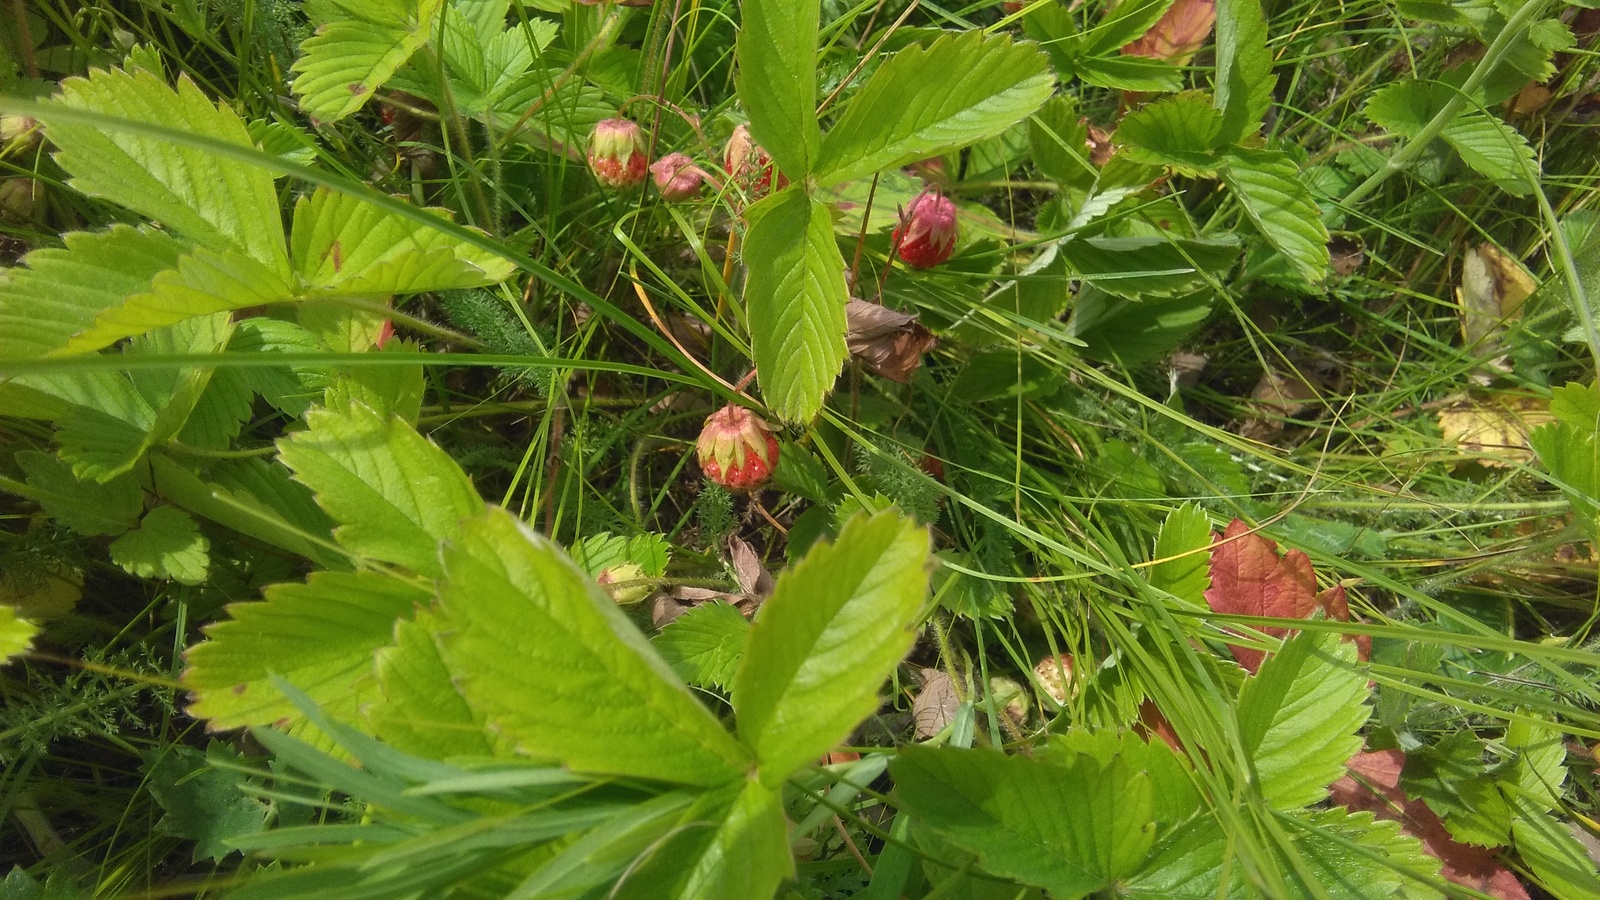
[583,118,960,269]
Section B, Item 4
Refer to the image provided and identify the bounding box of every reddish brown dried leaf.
[1204,520,1318,672]
[1331,750,1530,899]
[1203,520,1367,671]
[1121,0,1217,66]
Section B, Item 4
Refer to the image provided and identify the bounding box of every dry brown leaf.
[845,299,937,383]
[1238,353,1346,442]
[1437,394,1552,467]
[728,535,774,599]
[913,668,960,738]
[1328,233,1366,277]
[1459,243,1536,354]
[1120,0,1216,67]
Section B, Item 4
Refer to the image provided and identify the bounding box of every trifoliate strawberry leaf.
[1121,816,1244,898]
[735,0,820,179]
[814,31,1054,189]
[184,570,431,733]
[0,226,186,359]
[1214,0,1276,142]
[1151,502,1212,604]
[1221,148,1330,284]
[277,397,484,577]
[654,601,750,692]
[891,744,1157,896]
[110,506,210,585]
[0,605,37,665]
[288,187,516,296]
[290,0,444,125]
[12,450,143,536]
[437,507,751,787]
[1237,630,1369,809]
[744,187,849,424]
[734,510,930,784]
[44,67,288,271]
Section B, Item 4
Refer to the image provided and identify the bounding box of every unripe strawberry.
[892,190,958,269]
[1033,653,1078,709]
[723,123,787,201]
[587,118,648,189]
[596,563,652,604]
[650,152,706,202]
[696,405,779,492]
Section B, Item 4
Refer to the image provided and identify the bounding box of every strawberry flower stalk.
[696,405,780,491]
[893,189,958,269]
[587,118,648,189]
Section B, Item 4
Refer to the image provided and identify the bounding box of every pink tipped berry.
[723,123,787,202]
[650,152,706,202]
[696,405,780,492]
[892,190,958,269]
[587,118,648,189]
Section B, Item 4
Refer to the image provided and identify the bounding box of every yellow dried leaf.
[1459,243,1536,353]
[1437,394,1552,466]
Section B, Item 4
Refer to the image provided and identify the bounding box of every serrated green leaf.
[1438,109,1538,196]
[1120,816,1242,899]
[63,247,295,354]
[1286,807,1443,899]
[745,188,849,424]
[1023,1,1182,93]
[1365,80,1446,138]
[1237,630,1369,809]
[1221,148,1329,284]
[734,510,929,783]
[1214,0,1275,141]
[1506,716,1567,811]
[40,314,233,482]
[291,0,444,124]
[1112,92,1225,175]
[144,743,267,862]
[184,570,431,731]
[1152,502,1211,604]
[511,792,700,899]
[735,0,820,179]
[277,397,484,577]
[814,31,1054,188]
[0,226,187,359]
[1511,805,1600,900]
[0,605,38,665]
[110,506,210,585]
[891,745,1157,896]
[367,609,498,759]
[12,450,143,536]
[654,602,750,691]
[437,507,750,786]
[45,68,287,271]
[289,187,516,296]
[1029,95,1094,187]
[177,364,256,450]
[677,779,792,899]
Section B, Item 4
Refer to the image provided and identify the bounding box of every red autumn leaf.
[1203,519,1369,672]
[1330,750,1530,899]
[1120,0,1217,67]
[1135,699,1182,753]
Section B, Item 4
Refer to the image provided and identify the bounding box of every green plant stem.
[1339,0,1551,211]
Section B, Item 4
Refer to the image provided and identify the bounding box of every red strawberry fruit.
[893,190,958,269]
[696,405,780,491]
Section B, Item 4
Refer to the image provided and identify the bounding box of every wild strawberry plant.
[1,0,1598,898]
